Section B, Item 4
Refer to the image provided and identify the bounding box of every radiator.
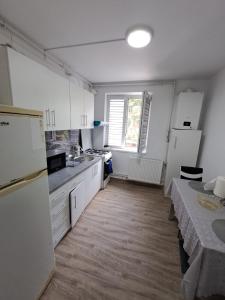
[128,156,163,184]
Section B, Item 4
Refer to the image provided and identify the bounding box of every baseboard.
[37,267,55,300]
[111,173,128,180]
[111,176,163,189]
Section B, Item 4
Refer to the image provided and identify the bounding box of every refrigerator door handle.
[47,109,51,126]
[53,110,56,126]
[0,169,47,197]
[174,136,177,149]
[74,195,76,208]
[45,110,49,126]
[51,110,55,127]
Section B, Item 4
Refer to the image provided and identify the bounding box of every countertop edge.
[48,157,102,194]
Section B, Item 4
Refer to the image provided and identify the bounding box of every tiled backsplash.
[45,130,80,155]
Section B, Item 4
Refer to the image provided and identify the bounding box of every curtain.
[138,90,152,153]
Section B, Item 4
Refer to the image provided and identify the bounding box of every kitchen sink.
[74,155,94,163]
[84,156,95,161]
[212,219,225,243]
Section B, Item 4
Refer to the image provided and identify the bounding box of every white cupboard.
[70,80,94,129]
[70,180,85,227]
[84,89,94,128]
[49,160,102,248]
[0,46,94,131]
[70,81,85,129]
[46,70,70,131]
[85,160,102,206]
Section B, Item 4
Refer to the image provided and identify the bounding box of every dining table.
[169,178,225,300]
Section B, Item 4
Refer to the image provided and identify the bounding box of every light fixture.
[44,25,152,51]
[126,26,152,48]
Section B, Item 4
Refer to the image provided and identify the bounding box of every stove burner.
[85,148,110,155]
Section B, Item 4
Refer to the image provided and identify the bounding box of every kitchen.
[0,1,225,300]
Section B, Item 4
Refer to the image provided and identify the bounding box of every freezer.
[0,105,47,187]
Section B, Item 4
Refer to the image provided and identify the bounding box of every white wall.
[199,69,225,181]
[0,25,89,90]
[93,82,175,176]
[94,79,210,178]
[175,79,210,95]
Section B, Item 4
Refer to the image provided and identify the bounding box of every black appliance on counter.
[47,150,66,174]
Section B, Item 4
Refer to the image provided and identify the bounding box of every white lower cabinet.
[70,180,85,227]
[49,160,102,248]
[86,160,102,206]
[49,186,70,248]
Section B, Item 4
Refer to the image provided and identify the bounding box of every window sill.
[109,148,138,154]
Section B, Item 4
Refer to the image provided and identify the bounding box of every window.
[106,92,151,152]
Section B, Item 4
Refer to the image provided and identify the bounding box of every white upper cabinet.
[84,89,94,129]
[0,46,49,111]
[70,81,94,129]
[70,81,85,129]
[0,46,70,130]
[46,70,70,131]
[0,46,94,131]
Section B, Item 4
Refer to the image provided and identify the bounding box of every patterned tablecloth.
[169,178,225,300]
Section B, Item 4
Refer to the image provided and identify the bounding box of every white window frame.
[105,93,143,152]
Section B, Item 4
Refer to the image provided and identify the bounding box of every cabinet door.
[70,180,85,227]
[49,72,70,131]
[70,81,85,129]
[84,89,94,128]
[7,47,50,112]
[7,48,50,131]
[49,185,70,247]
[85,161,102,206]
[92,161,102,198]
[8,47,70,131]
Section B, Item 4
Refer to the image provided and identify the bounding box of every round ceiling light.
[126,26,152,48]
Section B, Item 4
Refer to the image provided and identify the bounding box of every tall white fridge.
[0,105,55,300]
[164,129,202,192]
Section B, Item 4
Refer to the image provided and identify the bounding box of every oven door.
[103,158,113,188]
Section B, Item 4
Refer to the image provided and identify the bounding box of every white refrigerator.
[0,105,55,300]
[164,129,202,192]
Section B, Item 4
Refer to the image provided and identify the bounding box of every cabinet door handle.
[45,110,49,126]
[53,110,56,126]
[81,115,85,127]
[174,136,177,149]
[51,110,54,127]
[74,196,76,209]
[85,114,88,127]
[48,110,51,126]
[46,109,51,126]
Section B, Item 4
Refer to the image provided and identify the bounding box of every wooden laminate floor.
[41,179,183,300]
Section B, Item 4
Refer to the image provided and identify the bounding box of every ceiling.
[1,0,225,83]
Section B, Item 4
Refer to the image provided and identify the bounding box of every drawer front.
[67,174,85,190]
[51,197,68,220]
[53,220,70,247]
[51,204,70,247]
[50,188,67,210]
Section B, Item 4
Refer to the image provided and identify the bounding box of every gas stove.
[85,148,112,162]
[84,148,112,189]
